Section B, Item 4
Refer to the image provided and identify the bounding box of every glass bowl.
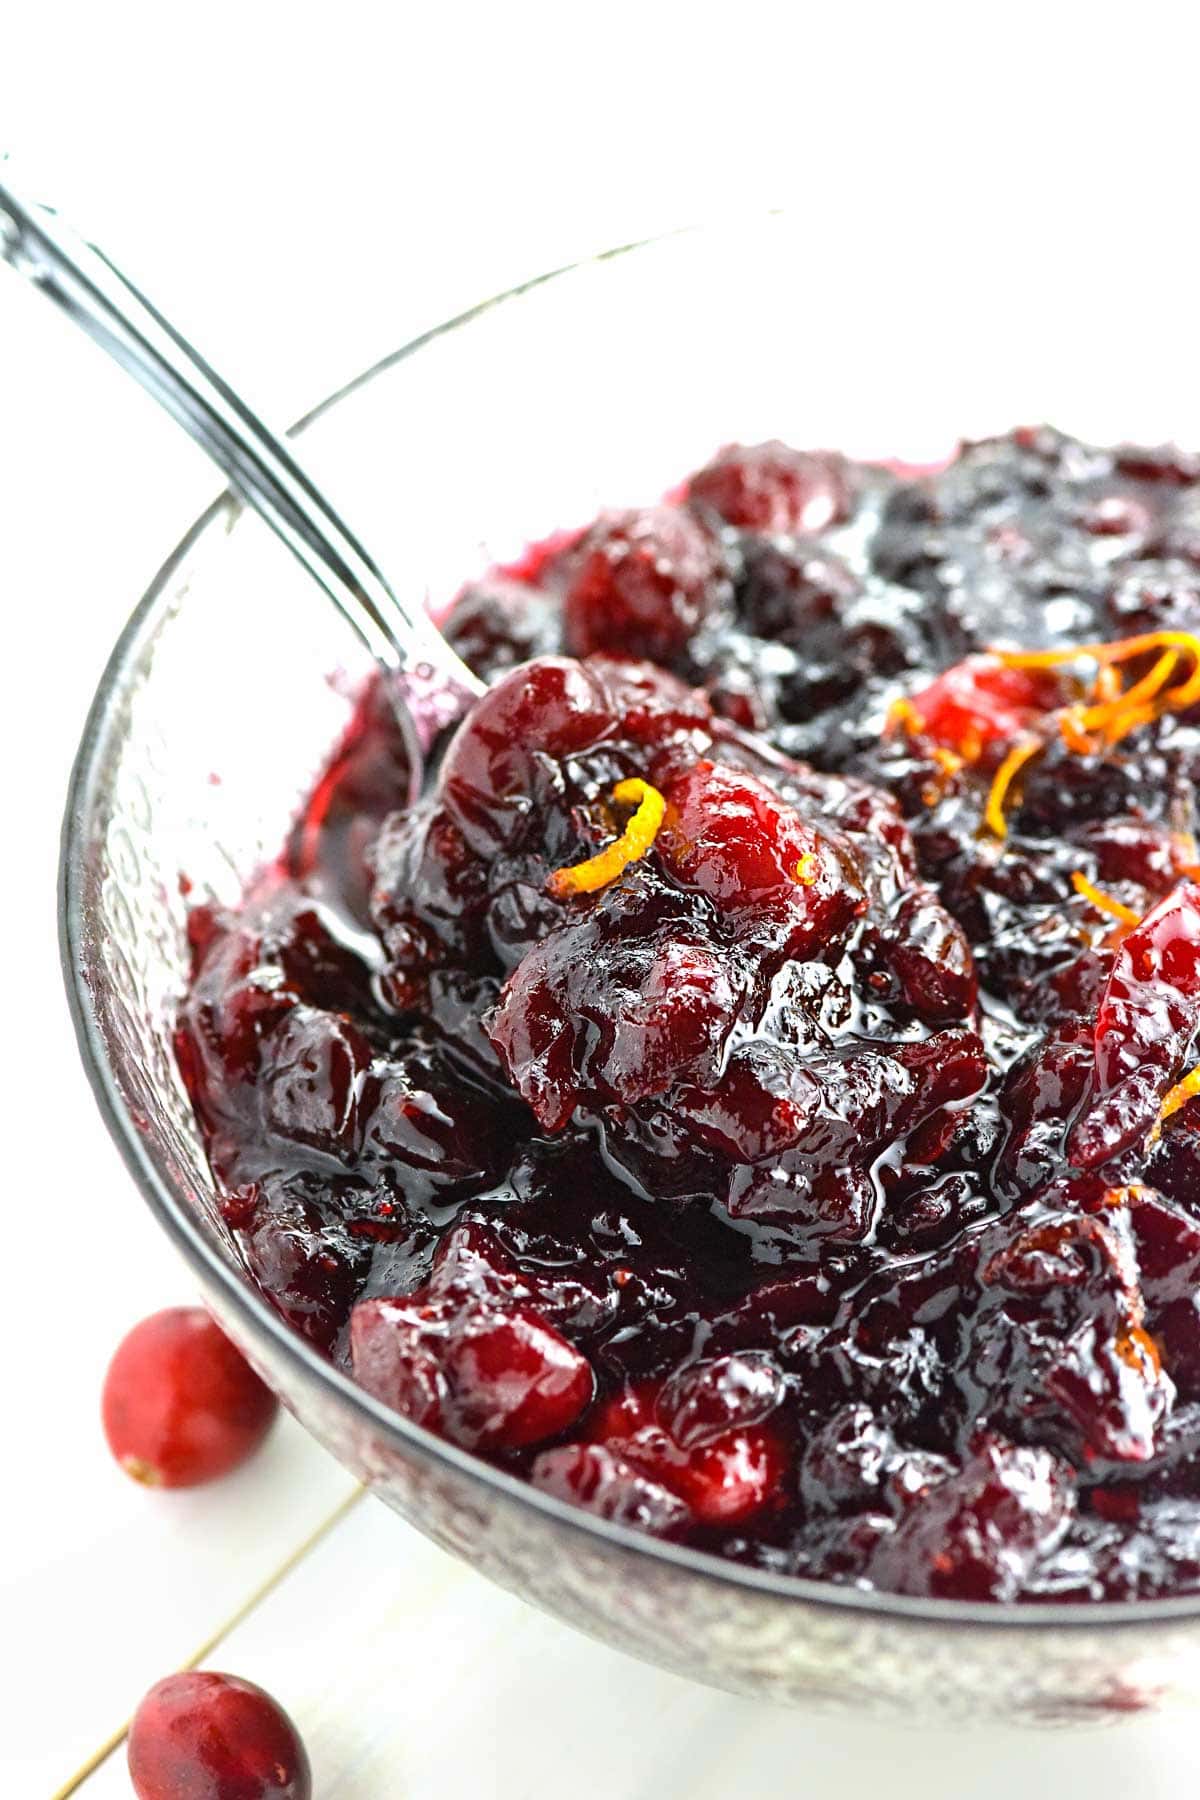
[61,220,1200,1725]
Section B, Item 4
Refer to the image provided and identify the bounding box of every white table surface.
[5,9,1200,1794]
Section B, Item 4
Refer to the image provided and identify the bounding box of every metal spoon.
[0,173,486,800]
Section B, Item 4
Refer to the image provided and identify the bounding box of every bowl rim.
[59,225,1200,1633]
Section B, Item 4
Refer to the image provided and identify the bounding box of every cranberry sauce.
[177,428,1200,1602]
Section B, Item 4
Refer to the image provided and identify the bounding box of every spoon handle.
[0,176,484,711]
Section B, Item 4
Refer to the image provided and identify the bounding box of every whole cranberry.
[903,655,1057,754]
[128,1670,311,1800]
[102,1309,278,1488]
[561,506,730,662]
[687,441,853,533]
[350,1290,594,1451]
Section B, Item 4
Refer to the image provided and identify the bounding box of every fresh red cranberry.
[562,507,731,662]
[128,1671,311,1800]
[350,1289,593,1451]
[687,442,853,533]
[102,1309,278,1488]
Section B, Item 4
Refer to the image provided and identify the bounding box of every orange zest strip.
[1075,649,1179,747]
[547,778,667,899]
[795,851,820,886]
[1160,1062,1200,1125]
[1102,1184,1151,1210]
[983,737,1043,839]
[1070,871,1142,927]
[886,697,926,736]
[1116,1324,1162,1376]
[1094,664,1123,704]
[996,631,1200,676]
[1058,710,1096,754]
[996,631,1200,749]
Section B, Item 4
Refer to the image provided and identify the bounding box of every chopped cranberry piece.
[735,536,861,643]
[181,927,296,1090]
[590,1383,787,1525]
[234,1193,371,1352]
[672,1043,824,1162]
[350,1289,593,1451]
[657,1352,786,1449]
[487,878,743,1130]
[358,1061,508,1206]
[1093,885,1200,1085]
[799,1405,953,1515]
[587,653,715,749]
[995,1023,1097,1199]
[562,507,731,662]
[710,1029,987,1247]
[1074,817,1189,896]
[531,1443,692,1535]
[975,1206,1172,1463]
[370,804,490,1005]
[866,1435,1075,1601]
[687,442,853,533]
[1069,883,1200,1167]
[874,885,977,1024]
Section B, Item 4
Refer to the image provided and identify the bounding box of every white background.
[4,5,1200,1794]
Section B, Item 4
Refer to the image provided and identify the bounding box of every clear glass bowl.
[61,221,1200,1724]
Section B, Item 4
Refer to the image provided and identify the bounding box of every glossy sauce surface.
[177,430,1200,1601]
